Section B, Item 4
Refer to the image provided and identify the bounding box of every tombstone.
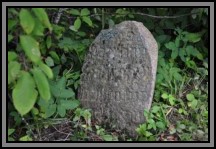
[78,21,158,136]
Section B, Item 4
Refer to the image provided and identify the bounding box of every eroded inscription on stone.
[78,21,158,136]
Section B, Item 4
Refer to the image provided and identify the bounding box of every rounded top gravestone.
[78,21,158,136]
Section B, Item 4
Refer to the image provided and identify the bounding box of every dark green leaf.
[60,99,80,110]
[57,105,66,117]
[8,51,17,62]
[46,36,52,49]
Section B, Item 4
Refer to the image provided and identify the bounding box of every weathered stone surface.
[78,21,158,136]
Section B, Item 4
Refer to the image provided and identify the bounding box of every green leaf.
[19,9,35,34]
[12,71,38,116]
[57,105,66,117]
[175,36,180,47]
[179,49,186,62]
[8,129,15,136]
[161,93,169,99]
[102,135,113,141]
[156,121,166,129]
[186,94,195,101]
[74,18,81,30]
[31,18,45,36]
[20,35,41,64]
[70,9,80,15]
[49,51,60,64]
[145,131,153,137]
[173,72,182,81]
[82,16,93,27]
[108,19,115,28]
[45,56,54,67]
[156,35,171,44]
[46,36,52,49]
[8,34,14,43]
[8,52,17,62]
[8,61,21,84]
[50,77,75,98]
[8,20,17,32]
[168,95,175,106]
[60,99,80,110]
[32,8,52,31]
[151,105,160,113]
[45,104,56,118]
[81,8,90,16]
[32,67,51,101]
[186,33,201,43]
[69,26,77,32]
[38,61,54,79]
[171,49,178,59]
[19,135,33,141]
[165,42,176,50]
[190,99,198,109]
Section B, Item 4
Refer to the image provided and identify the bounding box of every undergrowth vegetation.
[7,8,208,141]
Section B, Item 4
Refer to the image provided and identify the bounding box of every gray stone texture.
[78,21,158,136]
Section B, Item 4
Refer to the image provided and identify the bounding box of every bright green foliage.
[20,35,41,64]
[19,9,35,34]
[32,8,52,31]
[12,71,38,116]
[8,7,208,141]
[32,67,51,101]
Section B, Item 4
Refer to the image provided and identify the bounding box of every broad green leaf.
[82,16,93,27]
[179,49,186,62]
[74,18,81,30]
[31,18,44,36]
[57,105,66,117]
[19,9,35,34]
[151,106,160,113]
[81,8,90,16]
[32,67,51,101]
[190,99,198,109]
[8,129,15,136]
[169,96,175,106]
[8,20,17,32]
[46,36,52,49]
[60,99,80,110]
[32,8,52,31]
[31,107,39,115]
[165,42,176,50]
[145,131,153,137]
[8,61,21,84]
[8,51,17,62]
[12,71,38,116]
[45,56,54,67]
[45,104,56,118]
[186,94,195,101]
[173,72,182,81]
[156,121,166,129]
[175,36,180,47]
[161,93,169,99]
[156,35,171,44]
[171,49,178,59]
[50,77,75,98]
[49,51,60,64]
[8,34,13,43]
[186,45,194,56]
[69,25,77,32]
[38,61,53,79]
[20,35,41,64]
[70,9,80,15]
[102,135,113,141]
[186,33,201,43]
